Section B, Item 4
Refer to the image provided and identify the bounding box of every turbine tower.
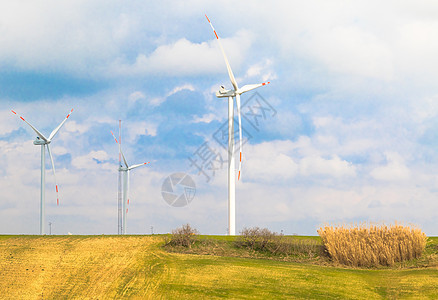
[11,108,73,235]
[206,15,270,235]
[111,121,150,235]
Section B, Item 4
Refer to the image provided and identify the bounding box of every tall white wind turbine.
[206,15,270,235]
[11,108,73,235]
[111,122,150,235]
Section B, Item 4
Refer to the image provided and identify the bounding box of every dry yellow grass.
[0,235,162,299]
[317,223,428,267]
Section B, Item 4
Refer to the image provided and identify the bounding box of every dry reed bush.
[167,224,199,248]
[317,223,427,267]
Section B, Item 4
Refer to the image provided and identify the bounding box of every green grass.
[0,235,437,299]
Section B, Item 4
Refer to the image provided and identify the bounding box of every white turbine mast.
[111,121,150,235]
[11,108,73,235]
[206,15,270,235]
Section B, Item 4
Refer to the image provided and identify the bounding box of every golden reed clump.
[317,223,427,267]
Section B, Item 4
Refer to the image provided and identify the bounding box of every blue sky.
[1,0,438,235]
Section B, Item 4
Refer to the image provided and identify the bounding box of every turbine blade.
[237,82,270,94]
[111,130,125,167]
[11,110,48,142]
[48,108,73,141]
[110,130,119,144]
[128,162,150,170]
[205,15,238,90]
[47,145,60,206]
[120,150,129,169]
[236,94,242,181]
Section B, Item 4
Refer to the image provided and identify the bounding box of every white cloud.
[128,91,146,104]
[299,155,356,178]
[71,150,112,171]
[125,121,157,139]
[0,109,19,135]
[0,0,122,75]
[64,121,89,135]
[167,84,195,96]
[51,146,69,156]
[243,59,277,83]
[111,30,253,77]
[192,113,222,124]
[370,152,410,181]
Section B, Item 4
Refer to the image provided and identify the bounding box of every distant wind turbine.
[111,121,150,235]
[11,108,73,235]
[206,15,270,235]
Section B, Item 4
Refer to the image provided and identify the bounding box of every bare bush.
[237,227,277,251]
[237,227,322,257]
[317,223,427,267]
[167,224,199,248]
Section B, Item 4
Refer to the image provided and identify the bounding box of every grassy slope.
[0,236,437,299]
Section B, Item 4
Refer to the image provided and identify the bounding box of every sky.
[1,0,438,235]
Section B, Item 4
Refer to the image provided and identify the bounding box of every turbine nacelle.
[33,137,49,145]
[216,86,235,98]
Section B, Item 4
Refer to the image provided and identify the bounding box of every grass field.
[0,235,437,299]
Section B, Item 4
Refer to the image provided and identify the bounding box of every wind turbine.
[111,121,150,235]
[206,15,270,235]
[11,108,73,235]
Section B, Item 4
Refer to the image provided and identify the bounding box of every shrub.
[237,227,277,251]
[167,224,199,248]
[317,223,427,267]
[236,227,322,257]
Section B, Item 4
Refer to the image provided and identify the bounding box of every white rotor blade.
[236,94,242,181]
[237,82,270,94]
[111,130,129,168]
[49,108,73,141]
[11,110,48,142]
[120,150,129,169]
[110,130,120,145]
[128,162,150,171]
[206,15,238,91]
[47,144,60,206]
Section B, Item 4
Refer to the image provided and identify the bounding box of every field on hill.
[0,235,438,299]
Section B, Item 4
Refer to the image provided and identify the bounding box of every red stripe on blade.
[57,198,59,206]
[238,171,241,181]
[20,117,25,121]
[240,152,242,162]
[11,110,16,114]
[205,15,210,23]
[214,31,218,39]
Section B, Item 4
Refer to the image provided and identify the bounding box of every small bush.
[167,224,199,248]
[317,223,427,267]
[236,227,322,257]
[237,227,277,251]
